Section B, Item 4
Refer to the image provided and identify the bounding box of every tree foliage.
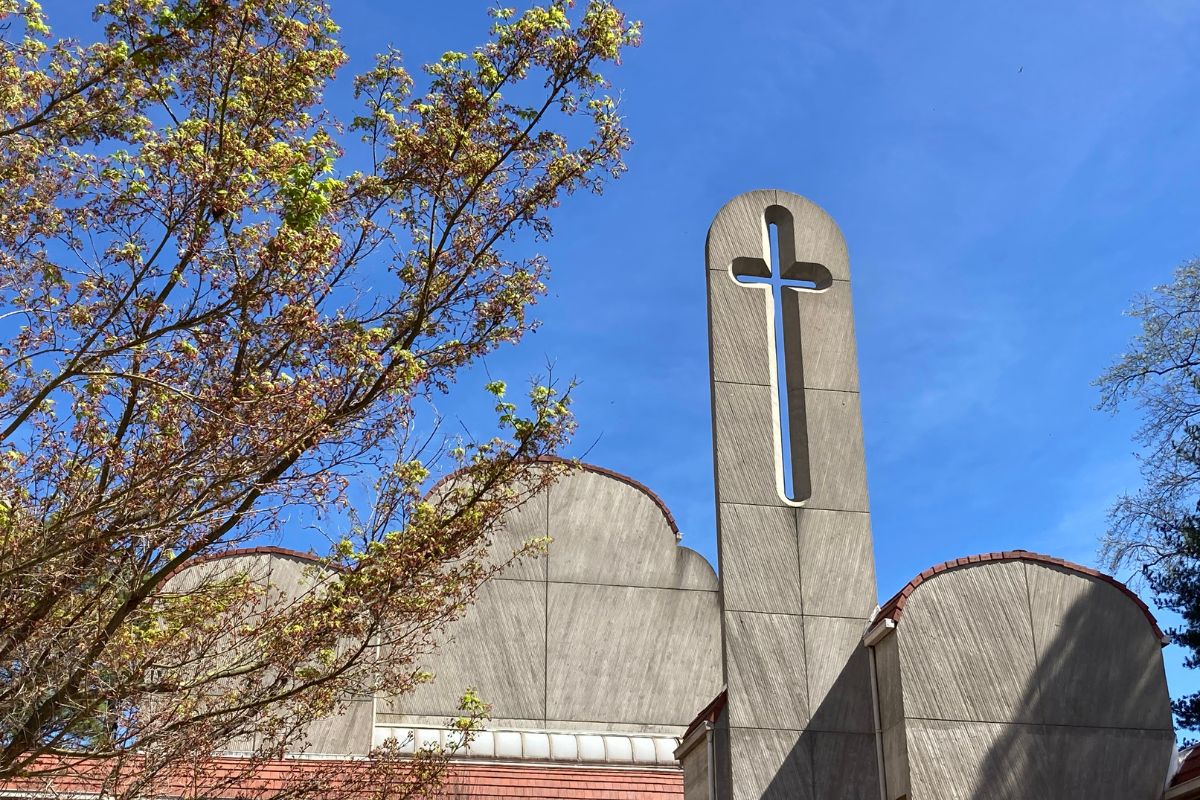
[0,0,638,795]
[1098,258,1200,730]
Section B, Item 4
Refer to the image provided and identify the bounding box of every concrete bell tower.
[706,189,879,799]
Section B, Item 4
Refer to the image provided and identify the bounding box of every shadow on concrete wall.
[970,567,1171,800]
[758,645,877,800]
[752,566,1172,800]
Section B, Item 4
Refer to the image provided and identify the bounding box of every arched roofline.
[427,455,681,541]
[868,549,1165,644]
[182,545,327,570]
[180,458,683,575]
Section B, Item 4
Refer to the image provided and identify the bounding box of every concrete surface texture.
[165,550,374,756]
[163,189,1180,797]
[172,464,723,756]
[378,465,723,736]
[868,557,1174,800]
[706,189,879,799]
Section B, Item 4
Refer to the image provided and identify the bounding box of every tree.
[1097,258,1200,730]
[0,0,638,796]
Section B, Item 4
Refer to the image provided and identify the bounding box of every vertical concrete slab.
[168,551,273,596]
[487,489,548,582]
[546,582,722,729]
[722,610,810,730]
[1024,562,1173,731]
[794,281,859,392]
[873,634,904,732]
[264,552,325,601]
[305,695,374,755]
[711,381,783,508]
[379,577,546,724]
[381,464,722,737]
[809,731,879,799]
[706,189,780,279]
[706,190,878,799]
[718,503,802,615]
[872,634,909,799]
[906,718,1177,800]
[801,389,869,512]
[726,727,814,800]
[708,268,775,386]
[680,738,711,800]
[881,720,909,800]
[1036,725,1176,799]
[548,470,715,590]
[797,509,875,619]
[884,557,1174,798]
[896,560,1039,724]
[713,706,733,800]
[804,616,874,734]
[171,552,325,756]
[904,718,1048,800]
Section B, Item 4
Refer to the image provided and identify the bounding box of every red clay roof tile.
[6,757,684,800]
[868,550,1164,643]
[1174,747,1200,788]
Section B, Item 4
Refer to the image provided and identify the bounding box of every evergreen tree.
[1099,259,1200,732]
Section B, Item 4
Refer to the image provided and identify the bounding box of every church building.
[63,191,1184,799]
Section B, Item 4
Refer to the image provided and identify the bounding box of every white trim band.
[372,725,680,767]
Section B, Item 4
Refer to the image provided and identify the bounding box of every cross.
[731,209,833,502]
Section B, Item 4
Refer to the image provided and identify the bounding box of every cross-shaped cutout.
[730,205,833,502]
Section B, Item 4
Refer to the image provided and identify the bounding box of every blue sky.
[40,0,1200,716]
[345,0,1200,708]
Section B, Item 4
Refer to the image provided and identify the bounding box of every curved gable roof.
[428,455,682,540]
[869,549,1164,643]
[189,544,322,565]
[185,457,685,571]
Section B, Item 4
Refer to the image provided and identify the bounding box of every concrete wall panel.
[306,695,374,755]
[169,552,273,595]
[809,731,878,800]
[174,553,361,754]
[884,558,1174,797]
[780,194,851,282]
[380,578,546,723]
[1038,725,1174,799]
[905,719,1045,800]
[723,610,809,730]
[488,490,548,582]
[707,191,850,281]
[1024,561,1172,731]
[706,190,779,275]
[797,509,876,619]
[378,467,723,735]
[708,268,774,386]
[804,616,874,734]
[801,388,869,513]
[718,502,802,615]
[548,470,716,591]
[873,634,903,732]
[881,720,909,800]
[681,738,710,800]
[794,282,859,393]
[726,727,814,800]
[546,582,721,729]
[904,718,1173,800]
[712,381,783,508]
[897,561,1038,723]
[262,552,328,608]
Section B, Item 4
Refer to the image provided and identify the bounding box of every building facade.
[70,190,1179,800]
